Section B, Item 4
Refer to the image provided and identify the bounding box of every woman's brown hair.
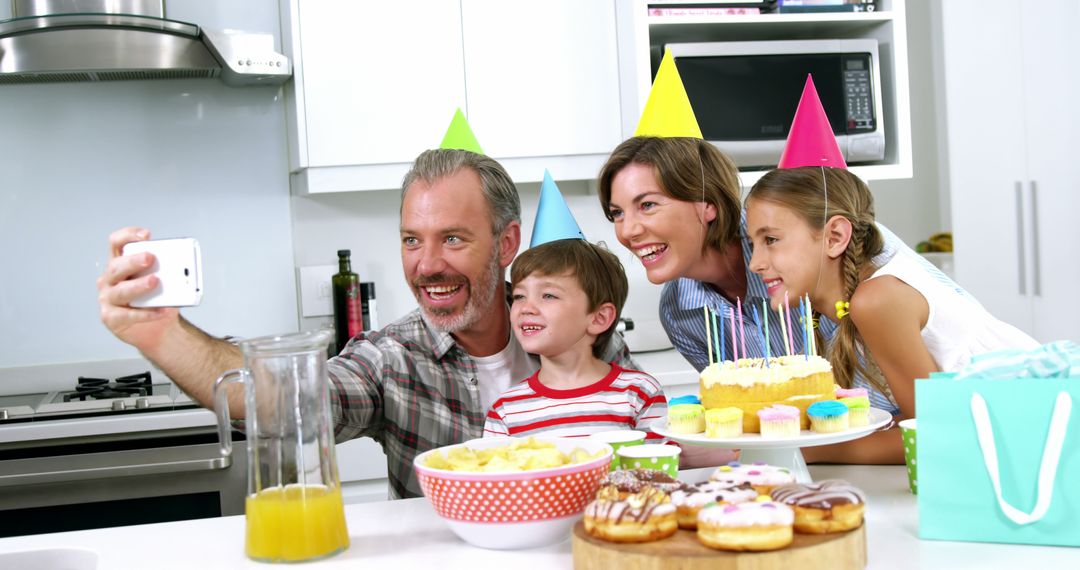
[747,167,886,393]
[597,137,743,253]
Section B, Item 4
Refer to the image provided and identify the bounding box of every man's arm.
[98,227,246,416]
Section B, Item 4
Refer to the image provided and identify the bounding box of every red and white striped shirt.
[483,364,668,439]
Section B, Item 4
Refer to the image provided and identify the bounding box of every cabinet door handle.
[1030,180,1041,297]
[1015,182,1026,296]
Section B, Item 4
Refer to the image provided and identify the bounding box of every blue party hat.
[529,170,585,247]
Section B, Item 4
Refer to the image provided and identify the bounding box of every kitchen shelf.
[617,0,912,182]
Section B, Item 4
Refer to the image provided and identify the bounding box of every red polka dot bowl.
[413,436,613,550]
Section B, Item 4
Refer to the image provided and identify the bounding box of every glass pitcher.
[213,330,349,563]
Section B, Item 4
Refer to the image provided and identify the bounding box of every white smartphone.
[121,238,204,308]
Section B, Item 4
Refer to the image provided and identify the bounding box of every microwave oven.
[665,39,885,168]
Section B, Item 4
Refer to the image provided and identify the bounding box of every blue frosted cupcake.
[669,395,702,407]
[807,400,850,433]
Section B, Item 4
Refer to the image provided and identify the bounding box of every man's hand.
[97,226,180,355]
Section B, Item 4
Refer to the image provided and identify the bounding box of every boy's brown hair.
[510,239,629,358]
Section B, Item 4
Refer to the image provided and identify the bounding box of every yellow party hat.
[633,49,703,139]
[439,108,484,154]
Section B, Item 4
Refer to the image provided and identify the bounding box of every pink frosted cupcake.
[757,405,800,438]
[834,387,869,399]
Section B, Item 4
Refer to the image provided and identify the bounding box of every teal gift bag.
[917,377,1077,547]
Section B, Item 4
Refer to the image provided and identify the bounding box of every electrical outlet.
[298,265,337,317]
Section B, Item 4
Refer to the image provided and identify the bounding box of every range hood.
[0,0,291,86]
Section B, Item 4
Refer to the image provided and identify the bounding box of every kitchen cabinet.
[940,0,1080,342]
[282,0,623,194]
[336,437,389,503]
[614,0,913,186]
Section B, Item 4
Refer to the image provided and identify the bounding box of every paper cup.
[616,444,681,478]
[899,418,918,494]
[590,430,647,471]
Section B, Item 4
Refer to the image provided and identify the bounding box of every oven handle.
[0,447,232,487]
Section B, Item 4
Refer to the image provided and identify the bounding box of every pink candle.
[729,306,738,363]
[785,292,796,357]
[737,297,747,361]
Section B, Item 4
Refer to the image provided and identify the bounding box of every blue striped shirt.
[658,218,960,415]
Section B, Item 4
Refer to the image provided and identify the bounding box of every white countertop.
[1,465,1076,570]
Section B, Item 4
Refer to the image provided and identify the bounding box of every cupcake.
[668,404,706,434]
[839,396,871,427]
[835,387,868,399]
[705,407,743,439]
[757,405,800,438]
[669,394,702,407]
[808,400,850,433]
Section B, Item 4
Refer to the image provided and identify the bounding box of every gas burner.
[63,372,154,402]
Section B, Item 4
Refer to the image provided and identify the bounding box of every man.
[98,149,637,498]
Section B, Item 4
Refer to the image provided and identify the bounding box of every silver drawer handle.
[0,446,231,487]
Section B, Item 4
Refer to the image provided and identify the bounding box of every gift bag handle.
[970,391,1072,525]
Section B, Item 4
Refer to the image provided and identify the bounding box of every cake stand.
[649,408,894,483]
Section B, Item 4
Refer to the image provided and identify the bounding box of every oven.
[0,371,247,538]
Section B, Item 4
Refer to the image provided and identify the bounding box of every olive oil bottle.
[332,249,363,354]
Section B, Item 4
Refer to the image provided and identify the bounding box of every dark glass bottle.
[332,249,364,354]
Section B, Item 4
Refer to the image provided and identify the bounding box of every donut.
[601,468,691,498]
[708,461,795,494]
[696,499,794,551]
[769,479,866,534]
[583,485,678,543]
[669,480,758,529]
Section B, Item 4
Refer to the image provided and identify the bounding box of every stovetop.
[0,371,198,423]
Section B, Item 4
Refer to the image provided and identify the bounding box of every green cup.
[616,443,681,478]
[590,430,647,471]
[899,418,918,494]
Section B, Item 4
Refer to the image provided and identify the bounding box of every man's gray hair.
[401,149,521,234]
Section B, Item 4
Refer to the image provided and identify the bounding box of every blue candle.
[716,308,725,362]
[712,308,722,364]
[757,300,769,366]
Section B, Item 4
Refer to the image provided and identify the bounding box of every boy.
[483,239,668,439]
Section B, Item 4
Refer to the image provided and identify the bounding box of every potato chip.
[422,437,605,472]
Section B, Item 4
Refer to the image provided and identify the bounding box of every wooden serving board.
[572,521,866,570]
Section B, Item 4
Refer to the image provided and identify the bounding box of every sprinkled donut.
[696,499,794,551]
[708,461,795,494]
[670,480,758,529]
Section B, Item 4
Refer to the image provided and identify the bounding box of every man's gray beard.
[420,247,502,334]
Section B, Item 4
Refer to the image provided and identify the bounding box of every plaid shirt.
[327,306,638,499]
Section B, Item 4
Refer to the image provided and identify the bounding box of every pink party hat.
[777,75,847,169]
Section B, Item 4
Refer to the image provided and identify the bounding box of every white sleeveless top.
[867,250,1039,372]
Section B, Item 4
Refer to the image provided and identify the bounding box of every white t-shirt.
[868,250,1039,372]
[472,336,536,414]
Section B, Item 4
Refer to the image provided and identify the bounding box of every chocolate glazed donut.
[770,479,866,534]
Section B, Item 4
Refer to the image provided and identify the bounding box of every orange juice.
[245,484,350,562]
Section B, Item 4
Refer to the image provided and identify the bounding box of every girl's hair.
[597,137,742,253]
[747,167,885,392]
[510,240,629,358]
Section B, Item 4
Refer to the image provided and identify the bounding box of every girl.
[746,166,1039,462]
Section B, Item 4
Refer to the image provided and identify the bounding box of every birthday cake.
[699,355,836,433]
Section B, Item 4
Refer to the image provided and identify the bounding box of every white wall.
[0,1,298,369]
[866,0,947,242]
